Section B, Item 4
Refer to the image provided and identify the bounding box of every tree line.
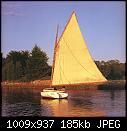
[2,45,51,82]
[2,45,125,82]
[95,60,125,80]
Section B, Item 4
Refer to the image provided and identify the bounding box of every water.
[2,87,125,117]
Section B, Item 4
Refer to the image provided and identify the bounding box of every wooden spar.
[51,81,108,87]
[50,25,59,87]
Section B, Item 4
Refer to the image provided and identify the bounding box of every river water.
[2,87,125,117]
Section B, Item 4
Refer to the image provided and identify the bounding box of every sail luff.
[56,11,76,49]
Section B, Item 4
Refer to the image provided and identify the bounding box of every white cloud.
[2,2,25,16]
[2,11,23,16]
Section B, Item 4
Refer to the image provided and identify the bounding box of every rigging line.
[58,46,71,85]
[62,37,99,80]
[58,49,63,84]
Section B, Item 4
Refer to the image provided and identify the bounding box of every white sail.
[52,11,107,86]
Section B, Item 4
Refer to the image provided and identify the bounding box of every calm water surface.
[2,87,125,117]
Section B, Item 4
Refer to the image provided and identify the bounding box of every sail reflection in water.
[41,98,105,117]
[41,99,69,117]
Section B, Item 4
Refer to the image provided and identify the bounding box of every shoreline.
[1,80,126,90]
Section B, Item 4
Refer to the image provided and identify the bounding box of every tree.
[15,61,22,80]
[4,50,29,80]
[6,61,15,80]
[95,60,125,80]
[17,51,29,81]
[26,45,50,81]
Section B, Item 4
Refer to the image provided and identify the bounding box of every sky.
[2,1,126,65]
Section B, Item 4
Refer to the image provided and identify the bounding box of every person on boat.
[61,86,65,91]
[54,87,57,90]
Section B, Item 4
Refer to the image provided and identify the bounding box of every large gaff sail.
[52,11,107,86]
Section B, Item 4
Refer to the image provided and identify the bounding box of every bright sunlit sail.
[51,11,107,86]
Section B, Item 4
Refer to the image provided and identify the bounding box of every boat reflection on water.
[41,99,69,117]
[40,98,105,117]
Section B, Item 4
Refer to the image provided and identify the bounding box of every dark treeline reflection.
[2,87,41,104]
[2,88,43,116]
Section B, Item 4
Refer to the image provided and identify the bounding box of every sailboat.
[41,11,107,99]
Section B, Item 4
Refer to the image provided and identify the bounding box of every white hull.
[41,89,68,99]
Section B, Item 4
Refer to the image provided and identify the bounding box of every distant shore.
[1,80,126,90]
[1,79,51,88]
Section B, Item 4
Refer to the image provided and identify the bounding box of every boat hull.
[41,91,68,99]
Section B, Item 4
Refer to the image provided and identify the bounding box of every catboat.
[41,88,68,99]
[41,11,107,99]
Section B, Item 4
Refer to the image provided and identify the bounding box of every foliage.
[26,45,50,81]
[2,45,51,82]
[95,60,125,80]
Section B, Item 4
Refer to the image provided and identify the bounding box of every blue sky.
[2,1,126,65]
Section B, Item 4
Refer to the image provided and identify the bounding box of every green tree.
[2,50,30,81]
[2,56,6,81]
[95,60,125,80]
[26,45,50,81]
[2,65,7,81]
[18,51,29,81]
[6,61,15,80]
[15,61,22,80]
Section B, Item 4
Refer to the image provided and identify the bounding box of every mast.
[50,25,59,87]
